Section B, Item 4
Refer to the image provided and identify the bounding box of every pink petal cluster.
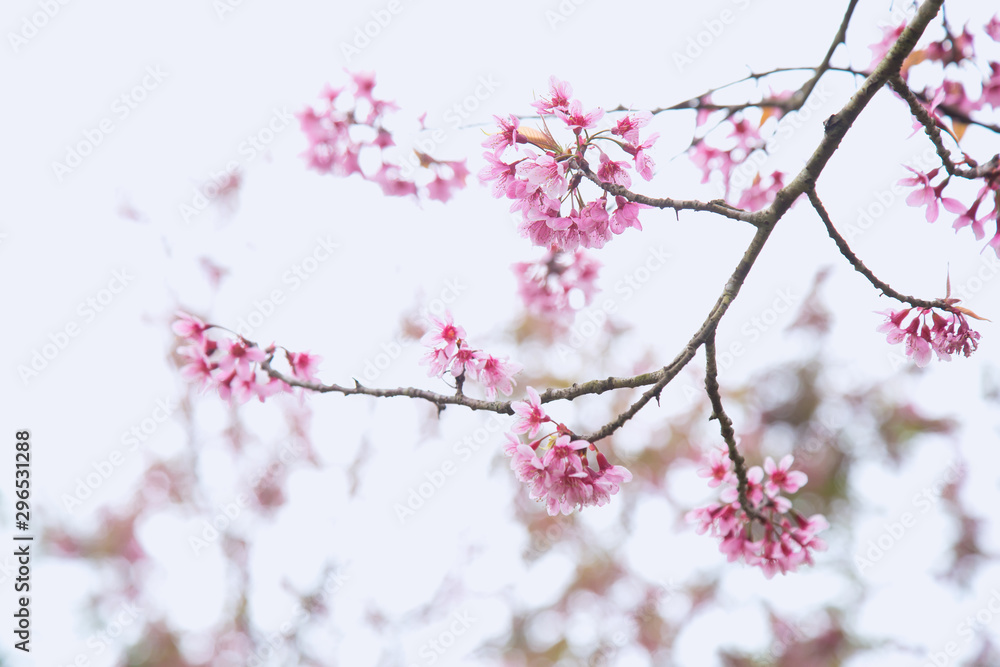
[299,72,468,203]
[687,450,826,578]
[420,311,522,400]
[877,306,982,366]
[172,313,320,403]
[687,111,783,208]
[478,76,658,251]
[899,166,1000,256]
[511,247,601,317]
[736,170,786,212]
[505,387,632,515]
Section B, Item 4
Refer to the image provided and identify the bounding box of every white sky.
[3,0,1000,665]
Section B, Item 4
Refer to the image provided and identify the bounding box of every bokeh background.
[3,0,1000,664]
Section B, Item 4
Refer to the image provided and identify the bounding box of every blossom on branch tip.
[479,78,658,251]
[300,72,467,203]
[173,314,307,403]
[505,432,632,516]
[511,386,548,438]
[286,351,322,382]
[876,303,983,366]
[687,449,825,577]
[763,455,807,495]
[512,248,601,318]
[421,312,466,356]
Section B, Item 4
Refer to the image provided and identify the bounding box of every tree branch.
[887,75,1000,179]
[704,329,763,523]
[806,187,950,310]
[764,0,945,223]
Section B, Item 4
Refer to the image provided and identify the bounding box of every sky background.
[3,0,1000,665]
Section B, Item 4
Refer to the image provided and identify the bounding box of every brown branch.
[887,75,1000,179]
[257,0,944,445]
[704,330,763,523]
[764,0,945,223]
[575,160,765,227]
[796,0,861,106]
[806,188,950,310]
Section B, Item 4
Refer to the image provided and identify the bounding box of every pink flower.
[372,164,419,198]
[987,15,1000,41]
[512,248,601,317]
[255,375,291,401]
[688,448,828,576]
[736,171,785,211]
[286,350,322,382]
[180,354,215,391]
[763,455,808,495]
[877,305,981,366]
[483,114,522,155]
[517,153,569,200]
[900,166,945,222]
[688,142,733,188]
[172,312,210,342]
[611,111,652,144]
[511,386,548,438]
[477,354,522,400]
[555,99,604,132]
[449,346,483,378]
[610,196,647,234]
[420,346,451,377]
[348,70,377,101]
[623,134,658,181]
[597,150,632,187]
[507,435,633,516]
[697,448,734,488]
[539,436,593,515]
[478,152,520,199]
[421,311,466,356]
[591,451,633,506]
[216,339,267,380]
[531,76,574,115]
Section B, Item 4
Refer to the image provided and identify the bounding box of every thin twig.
[806,187,950,310]
[704,330,763,523]
[887,75,1000,179]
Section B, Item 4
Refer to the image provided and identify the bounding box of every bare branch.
[704,329,763,523]
[806,188,950,310]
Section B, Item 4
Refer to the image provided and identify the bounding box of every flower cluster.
[504,387,632,515]
[478,76,656,251]
[880,17,1000,256]
[299,71,468,202]
[687,450,827,578]
[420,311,522,400]
[877,305,982,367]
[172,313,322,403]
[899,164,1000,257]
[687,103,790,210]
[511,247,601,317]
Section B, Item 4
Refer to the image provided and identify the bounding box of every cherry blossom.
[477,354,523,400]
[172,313,311,403]
[419,310,523,400]
[478,79,659,251]
[763,455,808,495]
[687,449,826,577]
[504,433,632,516]
[511,247,601,318]
[299,72,468,203]
[877,305,982,366]
[511,386,549,438]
